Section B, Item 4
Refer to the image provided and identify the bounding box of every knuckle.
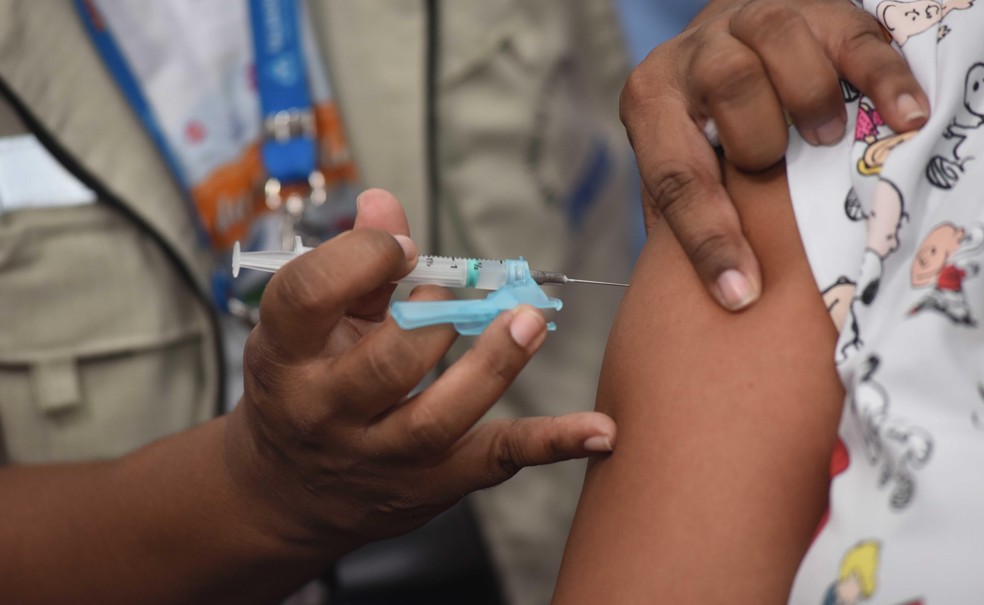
[364,338,414,395]
[619,41,679,120]
[619,67,650,120]
[471,343,520,389]
[834,16,890,66]
[486,420,524,481]
[692,47,764,105]
[790,84,838,115]
[688,229,736,274]
[721,125,787,170]
[733,1,800,45]
[406,404,454,456]
[269,267,338,320]
[648,161,703,218]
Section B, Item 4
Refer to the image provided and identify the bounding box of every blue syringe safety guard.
[390,258,563,336]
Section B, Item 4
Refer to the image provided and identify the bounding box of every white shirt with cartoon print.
[785,1,984,603]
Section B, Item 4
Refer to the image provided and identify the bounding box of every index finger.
[368,305,548,457]
[622,59,761,310]
[259,228,416,359]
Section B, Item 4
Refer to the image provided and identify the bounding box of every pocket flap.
[30,356,79,413]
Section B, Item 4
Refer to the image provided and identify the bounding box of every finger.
[636,140,761,311]
[259,228,416,359]
[730,1,846,147]
[811,1,930,132]
[435,412,618,496]
[369,305,548,456]
[327,285,457,419]
[349,189,418,319]
[353,188,412,235]
[688,29,788,170]
[622,40,761,309]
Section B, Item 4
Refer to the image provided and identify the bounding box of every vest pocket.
[0,203,216,462]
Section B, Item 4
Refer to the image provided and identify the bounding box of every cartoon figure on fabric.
[823,276,858,335]
[907,221,984,325]
[822,541,881,605]
[927,62,984,189]
[854,99,918,176]
[851,356,934,511]
[826,181,907,361]
[876,0,975,47]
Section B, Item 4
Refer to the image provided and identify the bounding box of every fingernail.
[509,309,546,348]
[583,436,613,453]
[715,269,757,311]
[896,93,927,124]
[814,117,845,146]
[355,191,367,210]
[393,234,416,262]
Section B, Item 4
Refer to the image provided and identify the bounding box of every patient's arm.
[552,162,845,603]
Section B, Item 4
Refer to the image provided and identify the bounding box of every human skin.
[0,190,617,604]
[867,179,904,258]
[552,162,845,603]
[622,0,928,311]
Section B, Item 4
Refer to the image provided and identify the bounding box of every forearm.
[0,413,339,604]
[553,163,845,603]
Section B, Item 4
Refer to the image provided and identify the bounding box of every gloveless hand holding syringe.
[233,238,627,334]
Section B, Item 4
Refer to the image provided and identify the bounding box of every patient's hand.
[621,0,929,311]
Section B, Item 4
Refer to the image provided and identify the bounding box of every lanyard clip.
[263,108,316,142]
[265,170,329,249]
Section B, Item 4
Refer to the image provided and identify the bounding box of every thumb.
[442,412,617,493]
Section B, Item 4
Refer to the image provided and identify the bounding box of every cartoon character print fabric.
[785,0,984,602]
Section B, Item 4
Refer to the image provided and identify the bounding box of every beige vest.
[0,3,633,603]
[0,2,220,463]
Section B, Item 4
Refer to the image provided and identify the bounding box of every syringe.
[232,240,628,289]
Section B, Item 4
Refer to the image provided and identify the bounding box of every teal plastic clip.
[390,258,563,335]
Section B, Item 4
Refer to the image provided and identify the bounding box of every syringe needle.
[531,270,628,287]
[564,278,629,287]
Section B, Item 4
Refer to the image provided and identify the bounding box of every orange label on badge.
[190,144,268,250]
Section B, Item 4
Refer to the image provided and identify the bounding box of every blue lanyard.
[77,0,317,189]
[248,0,318,184]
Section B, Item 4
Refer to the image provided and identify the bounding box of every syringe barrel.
[399,256,508,290]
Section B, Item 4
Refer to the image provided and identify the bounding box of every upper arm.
[552,162,845,603]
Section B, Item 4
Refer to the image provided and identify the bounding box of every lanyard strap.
[249,0,317,184]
